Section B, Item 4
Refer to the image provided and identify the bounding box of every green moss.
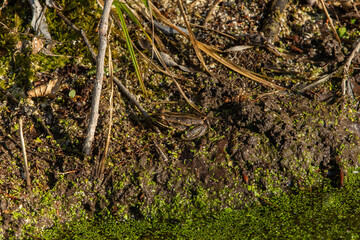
[41,170,360,239]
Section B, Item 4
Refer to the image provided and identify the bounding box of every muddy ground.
[1,0,360,238]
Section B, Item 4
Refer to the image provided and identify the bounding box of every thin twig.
[19,117,31,190]
[258,197,279,209]
[320,0,341,44]
[0,190,21,201]
[0,21,63,44]
[56,10,97,60]
[83,0,113,156]
[85,1,154,122]
[58,170,79,175]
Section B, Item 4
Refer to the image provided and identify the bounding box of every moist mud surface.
[1,0,360,238]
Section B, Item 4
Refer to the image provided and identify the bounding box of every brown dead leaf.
[27,78,62,98]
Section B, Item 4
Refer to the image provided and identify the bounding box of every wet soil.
[1,0,360,238]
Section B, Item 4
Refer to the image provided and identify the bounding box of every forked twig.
[19,117,31,190]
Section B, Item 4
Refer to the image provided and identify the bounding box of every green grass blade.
[115,1,141,29]
[113,1,152,41]
[113,2,147,96]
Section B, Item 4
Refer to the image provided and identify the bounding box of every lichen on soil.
[1,0,360,238]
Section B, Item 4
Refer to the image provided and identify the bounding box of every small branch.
[19,117,31,190]
[83,0,114,156]
[92,0,169,162]
[56,4,165,161]
[56,10,97,60]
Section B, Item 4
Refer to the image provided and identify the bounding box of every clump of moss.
[41,170,360,239]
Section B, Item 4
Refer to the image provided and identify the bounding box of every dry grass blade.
[320,0,341,44]
[224,45,254,52]
[177,0,210,74]
[150,3,285,91]
[198,43,287,90]
[97,26,114,179]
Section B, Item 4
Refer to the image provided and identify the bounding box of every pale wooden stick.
[19,117,31,189]
[83,0,114,156]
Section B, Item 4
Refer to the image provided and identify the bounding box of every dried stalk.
[149,3,286,91]
[19,117,31,190]
[97,26,114,178]
[83,0,113,156]
[177,0,210,74]
[319,0,341,44]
